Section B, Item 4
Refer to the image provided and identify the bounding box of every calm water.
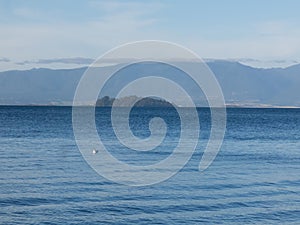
[0,106,299,224]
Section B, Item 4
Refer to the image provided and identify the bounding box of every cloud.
[15,60,31,66]
[203,57,299,68]
[227,58,298,64]
[227,58,299,68]
[0,57,10,63]
[16,57,95,65]
[255,21,296,37]
[12,7,42,20]
[90,1,164,15]
[1,2,300,69]
[0,1,165,63]
[37,57,94,65]
[184,32,300,62]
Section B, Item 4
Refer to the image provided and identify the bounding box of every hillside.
[0,60,300,107]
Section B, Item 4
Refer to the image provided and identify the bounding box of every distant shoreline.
[0,104,299,109]
[2,96,300,108]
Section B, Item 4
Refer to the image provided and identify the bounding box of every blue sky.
[1,0,300,70]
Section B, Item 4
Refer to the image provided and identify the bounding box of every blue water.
[0,106,299,224]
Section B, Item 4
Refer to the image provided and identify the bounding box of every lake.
[0,106,299,224]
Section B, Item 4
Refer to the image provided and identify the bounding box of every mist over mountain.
[1,60,300,107]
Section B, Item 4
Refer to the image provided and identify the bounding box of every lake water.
[0,106,299,224]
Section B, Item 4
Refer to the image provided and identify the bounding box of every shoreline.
[0,104,300,109]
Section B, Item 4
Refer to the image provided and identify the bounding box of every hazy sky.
[1,0,300,70]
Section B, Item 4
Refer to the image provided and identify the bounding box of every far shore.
[1,104,300,109]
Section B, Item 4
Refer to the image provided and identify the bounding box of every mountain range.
[1,60,300,107]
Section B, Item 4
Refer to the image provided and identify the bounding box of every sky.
[1,0,300,70]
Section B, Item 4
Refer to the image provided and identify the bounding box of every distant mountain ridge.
[0,60,300,107]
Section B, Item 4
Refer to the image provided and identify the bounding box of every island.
[96,96,174,107]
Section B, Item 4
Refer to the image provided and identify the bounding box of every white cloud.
[12,7,43,19]
[255,21,296,36]
[1,2,300,71]
[180,20,300,64]
[0,1,166,70]
[16,57,95,65]
[0,57,10,62]
[89,1,164,15]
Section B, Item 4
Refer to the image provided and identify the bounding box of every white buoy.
[92,149,98,154]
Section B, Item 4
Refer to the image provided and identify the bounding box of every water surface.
[0,107,299,224]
